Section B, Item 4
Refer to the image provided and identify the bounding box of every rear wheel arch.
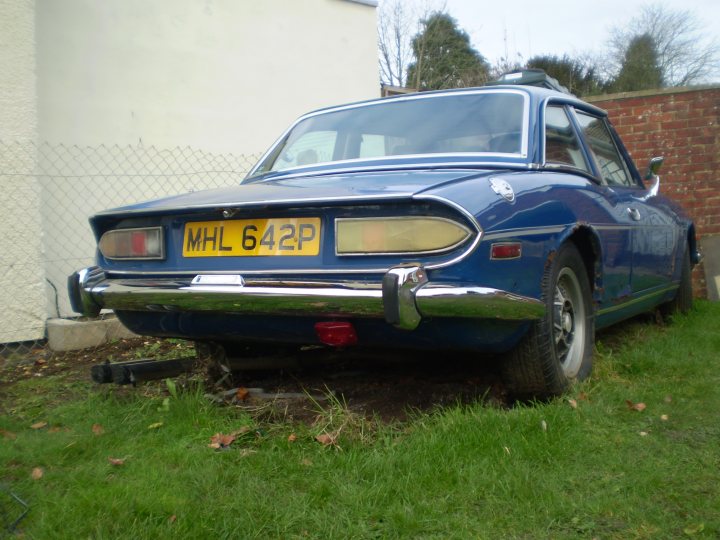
[563,225,603,302]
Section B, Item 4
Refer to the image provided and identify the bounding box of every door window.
[575,112,634,187]
[544,106,589,172]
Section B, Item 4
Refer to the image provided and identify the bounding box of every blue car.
[69,79,700,397]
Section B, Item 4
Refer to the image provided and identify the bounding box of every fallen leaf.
[660,414,669,421]
[315,433,337,447]
[30,421,48,430]
[639,431,649,437]
[664,395,673,403]
[540,420,548,432]
[577,392,589,401]
[147,422,163,430]
[48,426,62,433]
[208,432,236,449]
[168,515,177,524]
[108,457,125,466]
[288,433,297,442]
[236,387,250,401]
[568,398,578,409]
[683,523,705,535]
[31,467,44,480]
[0,429,17,440]
[35,358,47,366]
[626,400,646,412]
[92,423,104,436]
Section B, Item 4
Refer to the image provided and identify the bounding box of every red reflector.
[314,322,358,347]
[131,231,146,256]
[491,242,522,260]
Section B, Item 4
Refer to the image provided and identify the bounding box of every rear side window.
[271,131,337,171]
[575,112,634,187]
[544,106,589,172]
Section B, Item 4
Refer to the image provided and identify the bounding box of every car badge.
[489,178,515,202]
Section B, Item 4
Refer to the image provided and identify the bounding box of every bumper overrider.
[68,265,545,331]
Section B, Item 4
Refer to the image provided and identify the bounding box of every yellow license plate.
[183,218,321,257]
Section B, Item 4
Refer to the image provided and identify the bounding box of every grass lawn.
[1,302,719,538]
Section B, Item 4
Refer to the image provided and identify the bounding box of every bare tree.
[608,3,719,86]
[377,0,446,88]
[377,0,413,87]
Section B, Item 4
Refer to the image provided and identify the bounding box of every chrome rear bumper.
[69,266,544,330]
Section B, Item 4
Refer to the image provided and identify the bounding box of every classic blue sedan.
[69,80,700,397]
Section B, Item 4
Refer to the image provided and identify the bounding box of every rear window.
[253,91,529,176]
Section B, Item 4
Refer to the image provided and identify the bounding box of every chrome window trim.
[260,154,529,178]
[99,226,165,261]
[334,216,473,256]
[247,89,531,179]
[249,162,532,184]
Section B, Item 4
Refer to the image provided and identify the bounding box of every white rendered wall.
[36,0,380,155]
[0,0,47,342]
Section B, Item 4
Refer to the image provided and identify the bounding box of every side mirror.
[644,156,663,198]
[645,156,664,180]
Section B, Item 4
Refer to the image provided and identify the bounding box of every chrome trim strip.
[70,265,545,325]
[594,224,668,231]
[481,225,566,241]
[334,216,472,257]
[104,267,391,277]
[593,225,635,231]
[247,89,531,179]
[596,285,679,316]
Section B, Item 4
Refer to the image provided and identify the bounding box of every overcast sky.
[437,0,720,77]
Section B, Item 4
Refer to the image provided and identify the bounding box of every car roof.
[303,85,607,120]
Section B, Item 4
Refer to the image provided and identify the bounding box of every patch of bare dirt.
[213,350,508,422]
[1,339,507,422]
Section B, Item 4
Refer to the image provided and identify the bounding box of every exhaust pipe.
[91,357,199,385]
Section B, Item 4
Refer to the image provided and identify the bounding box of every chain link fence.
[1,140,260,356]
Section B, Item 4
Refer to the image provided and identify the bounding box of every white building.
[0,0,379,344]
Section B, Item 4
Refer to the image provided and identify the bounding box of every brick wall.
[587,86,720,298]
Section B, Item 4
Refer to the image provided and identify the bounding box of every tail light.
[99,227,164,260]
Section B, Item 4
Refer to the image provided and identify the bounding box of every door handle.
[627,207,641,221]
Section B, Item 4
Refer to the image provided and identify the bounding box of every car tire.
[502,243,594,399]
[660,247,693,319]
